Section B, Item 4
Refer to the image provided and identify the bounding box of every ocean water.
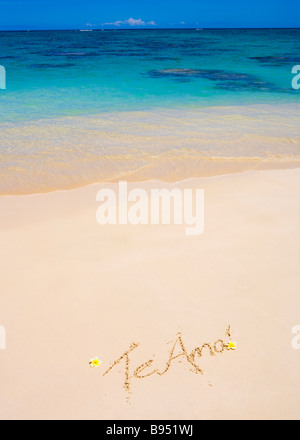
[1,28,300,120]
[0,29,299,194]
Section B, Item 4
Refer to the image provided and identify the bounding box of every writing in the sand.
[101,327,232,395]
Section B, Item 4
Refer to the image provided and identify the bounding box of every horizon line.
[0,26,300,32]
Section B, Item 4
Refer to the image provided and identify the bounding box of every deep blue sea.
[0,29,299,122]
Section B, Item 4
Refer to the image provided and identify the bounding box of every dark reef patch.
[151,56,181,61]
[0,55,18,60]
[30,63,76,69]
[144,68,290,93]
[250,55,300,66]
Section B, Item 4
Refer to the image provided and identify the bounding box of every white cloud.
[127,18,145,26]
[103,18,156,27]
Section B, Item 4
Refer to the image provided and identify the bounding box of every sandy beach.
[0,167,299,420]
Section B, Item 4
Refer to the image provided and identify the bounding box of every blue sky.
[0,0,299,30]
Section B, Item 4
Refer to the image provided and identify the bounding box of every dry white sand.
[0,168,299,420]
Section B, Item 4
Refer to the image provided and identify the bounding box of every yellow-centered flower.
[226,341,237,351]
[89,357,102,368]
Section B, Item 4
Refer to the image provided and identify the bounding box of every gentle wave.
[0,104,299,195]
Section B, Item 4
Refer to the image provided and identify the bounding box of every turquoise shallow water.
[0,29,299,122]
[0,29,299,194]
